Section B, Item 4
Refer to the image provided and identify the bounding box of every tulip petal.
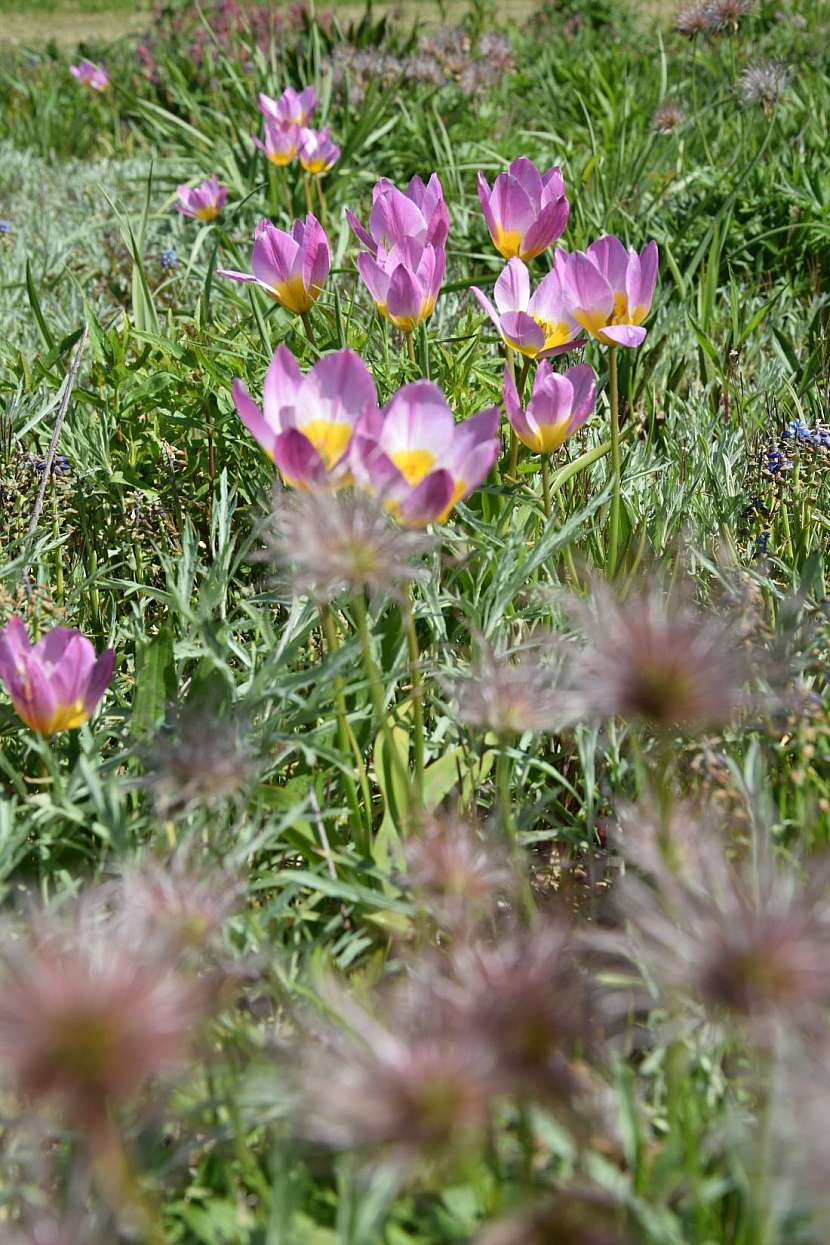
[600,324,647,347]
[398,470,455,526]
[273,429,326,486]
[303,350,378,425]
[83,648,115,715]
[494,257,531,315]
[499,311,546,355]
[519,197,570,260]
[232,380,278,456]
[263,345,303,429]
[345,208,377,255]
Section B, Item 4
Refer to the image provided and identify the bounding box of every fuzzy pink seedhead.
[503,360,597,455]
[174,174,228,221]
[231,344,378,489]
[356,238,445,331]
[350,380,500,525]
[253,120,301,167]
[218,214,330,314]
[69,60,109,91]
[477,156,569,261]
[257,85,318,127]
[298,126,340,175]
[0,903,208,1127]
[472,255,584,359]
[0,617,114,736]
[559,235,659,348]
[346,173,449,257]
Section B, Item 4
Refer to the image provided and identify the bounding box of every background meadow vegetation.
[1,0,830,1242]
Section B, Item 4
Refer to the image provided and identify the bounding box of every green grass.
[0,0,829,1241]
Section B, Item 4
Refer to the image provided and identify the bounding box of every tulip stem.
[315,176,328,227]
[607,345,621,576]
[403,595,425,804]
[303,174,314,217]
[541,455,552,519]
[319,603,372,851]
[301,312,316,345]
[405,330,416,367]
[351,592,414,821]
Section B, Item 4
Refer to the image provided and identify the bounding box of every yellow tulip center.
[301,419,353,470]
[390,448,436,486]
[494,226,524,259]
[17,697,89,736]
[272,275,314,315]
[195,203,219,221]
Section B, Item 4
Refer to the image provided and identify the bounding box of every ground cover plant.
[1,0,830,1240]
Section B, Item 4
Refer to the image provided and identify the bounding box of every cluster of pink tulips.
[4,78,658,739]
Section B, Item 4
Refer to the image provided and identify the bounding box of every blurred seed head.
[117,854,242,956]
[652,102,685,133]
[264,486,434,603]
[562,579,747,732]
[610,806,830,1038]
[297,984,496,1171]
[674,3,712,34]
[403,815,515,933]
[0,898,210,1130]
[706,0,751,31]
[442,921,599,1105]
[143,707,255,817]
[476,1187,630,1245]
[450,640,564,738]
[738,61,789,112]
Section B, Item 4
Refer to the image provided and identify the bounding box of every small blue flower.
[161,247,178,270]
[756,532,769,555]
[0,221,11,236]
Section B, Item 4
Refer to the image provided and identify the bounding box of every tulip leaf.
[131,627,176,740]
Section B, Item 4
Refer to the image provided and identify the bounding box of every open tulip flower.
[346,174,449,257]
[218,216,330,315]
[472,257,583,359]
[503,360,597,454]
[477,157,569,261]
[298,127,341,175]
[0,617,114,736]
[560,236,659,347]
[69,59,110,92]
[254,120,301,167]
[231,346,378,489]
[357,239,445,332]
[174,175,227,221]
[351,382,500,525]
[258,86,318,127]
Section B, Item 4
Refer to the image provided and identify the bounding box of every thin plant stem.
[351,591,414,817]
[319,603,372,850]
[301,311,316,345]
[541,455,552,519]
[403,595,425,804]
[607,345,622,575]
[405,329,416,366]
[303,174,314,216]
[314,175,327,227]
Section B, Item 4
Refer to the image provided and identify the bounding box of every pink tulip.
[0,617,114,736]
[351,382,500,525]
[231,346,378,489]
[503,361,596,455]
[254,120,301,167]
[559,236,659,347]
[69,60,109,92]
[174,175,228,221]
[357,239,445,332]
[477,157,568,262]
[218,216,330,315]
[258,86,318,128]
[298,127,340,175]
[346,174,449,258]
[472,257,583,360]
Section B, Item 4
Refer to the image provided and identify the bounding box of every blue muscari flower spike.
[0,221,11,235]
[161,247,178,270]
